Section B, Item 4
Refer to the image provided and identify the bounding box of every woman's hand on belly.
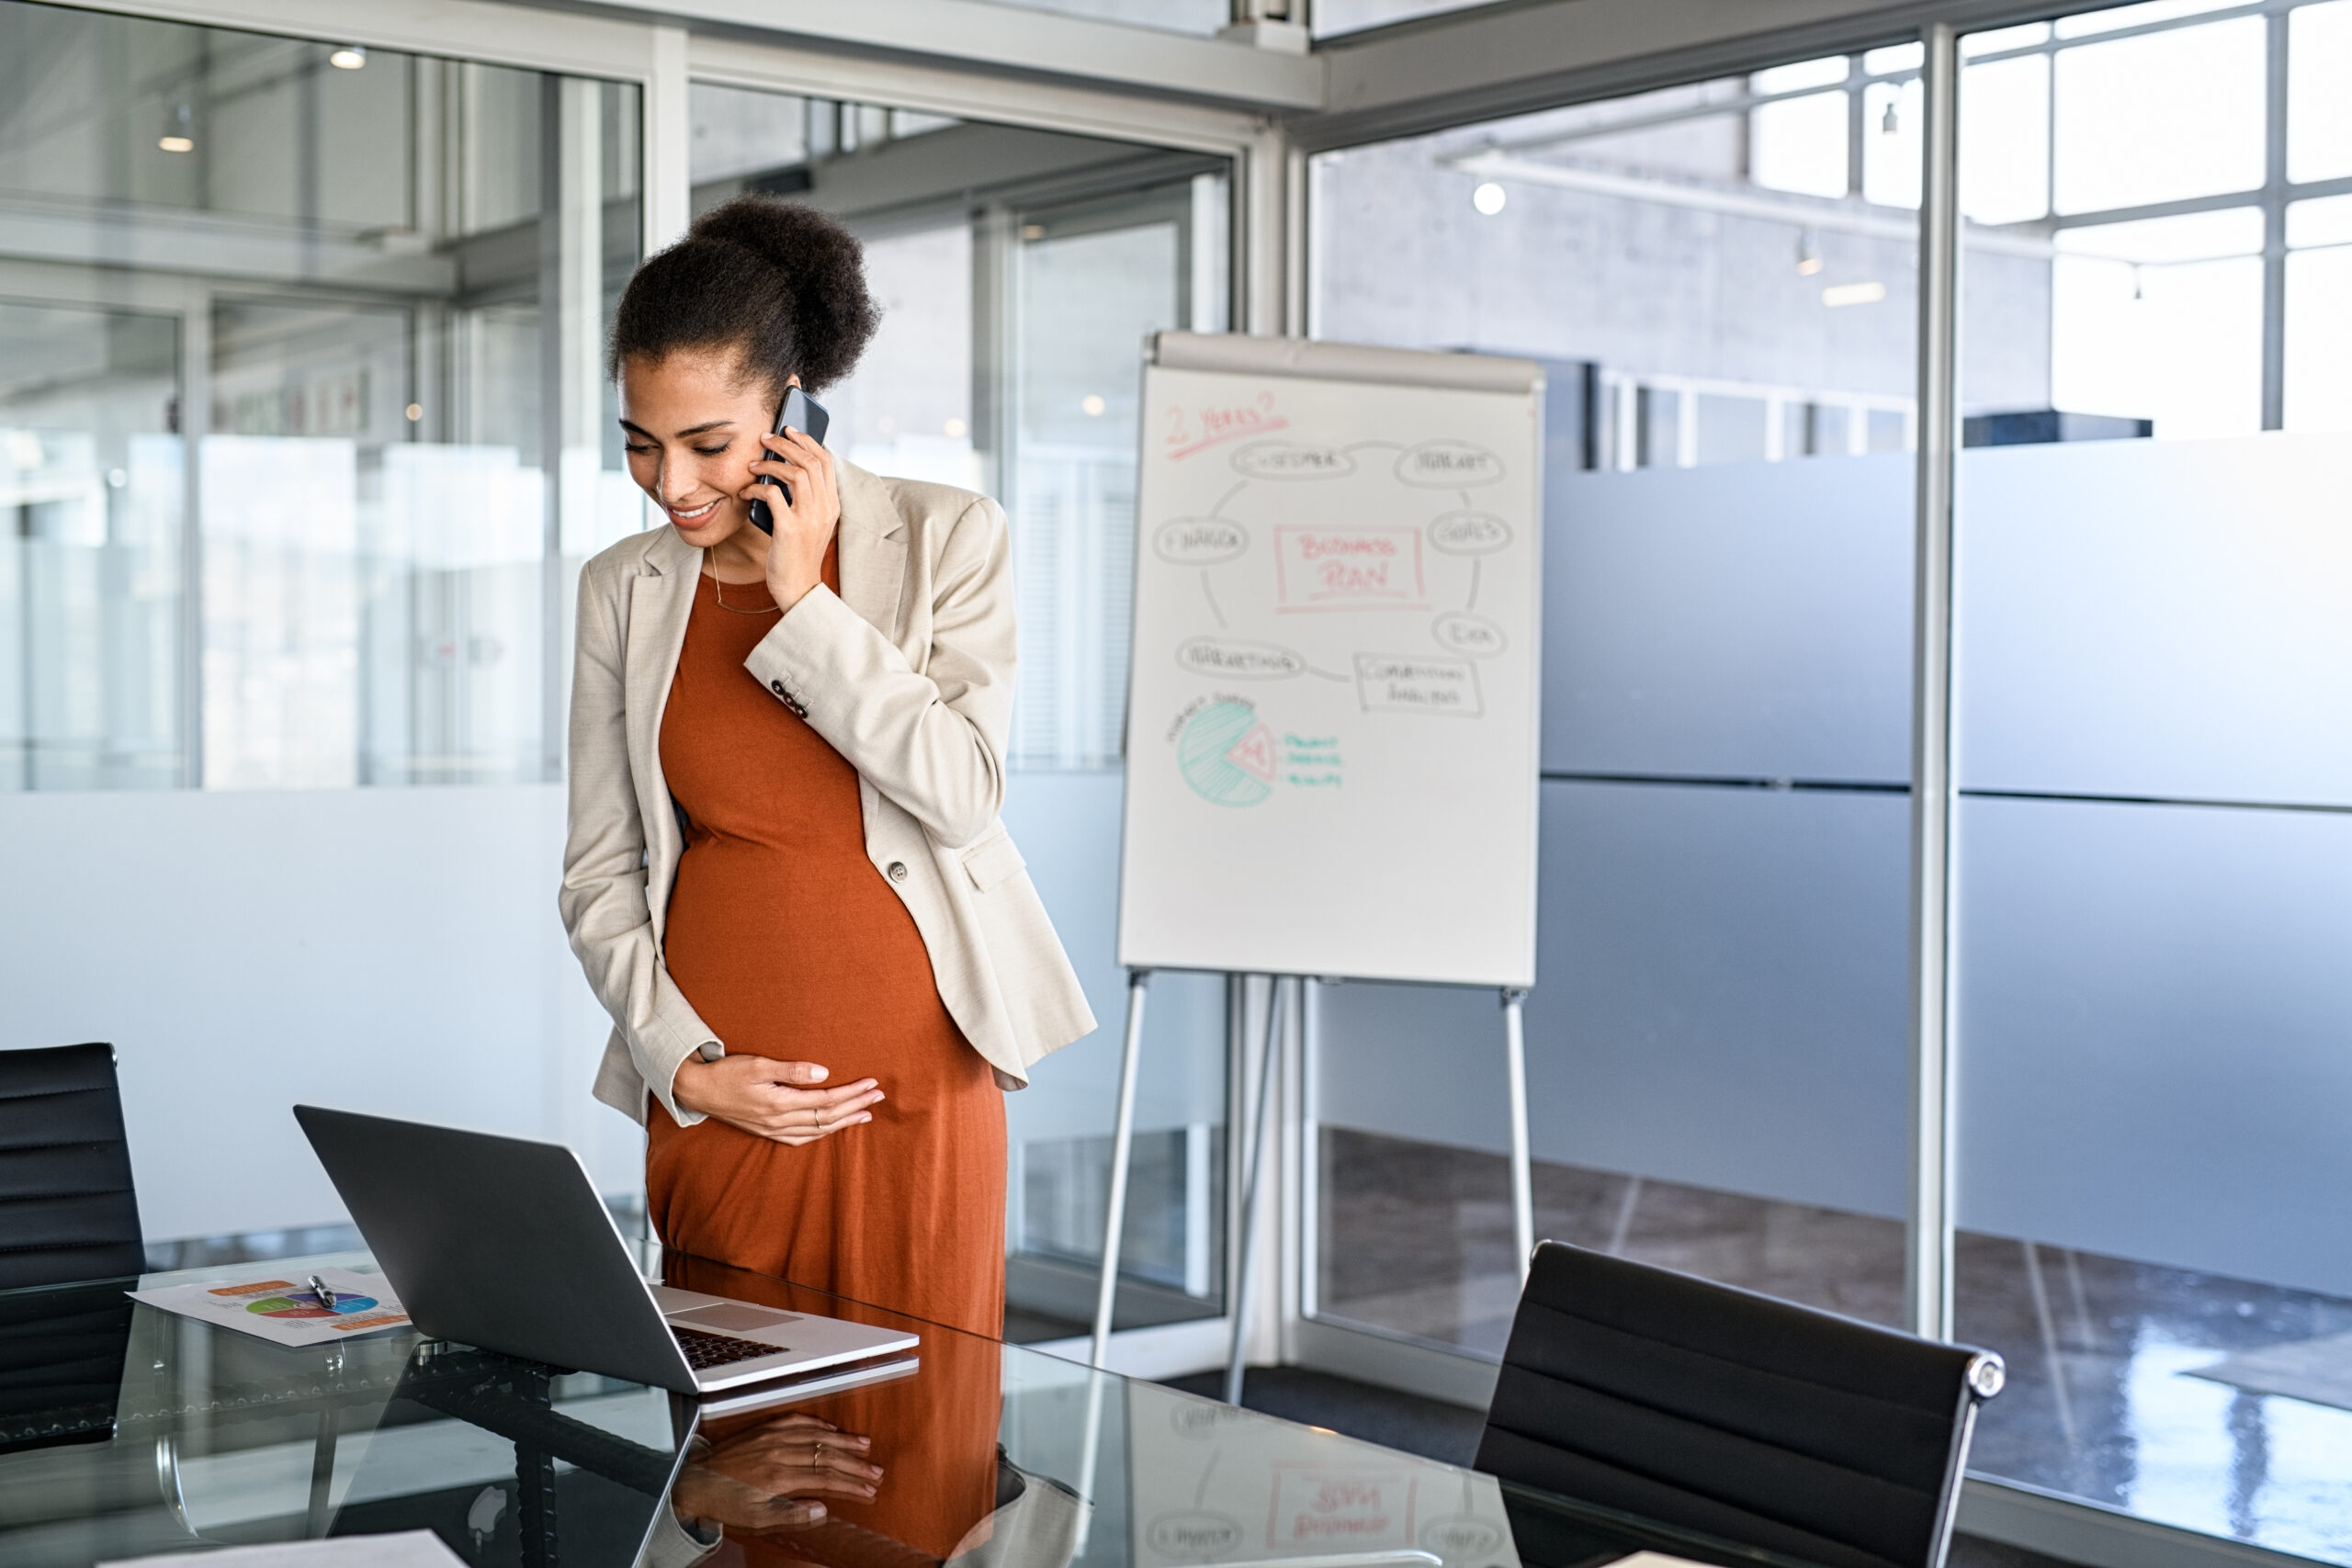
[673,1055,883,1145]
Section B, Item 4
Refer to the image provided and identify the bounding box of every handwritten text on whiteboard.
[1272,525,1428,612]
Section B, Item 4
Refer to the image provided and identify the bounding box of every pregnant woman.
[560,195,1094,1343]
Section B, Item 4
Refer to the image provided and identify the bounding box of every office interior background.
[0,0,2346,1563]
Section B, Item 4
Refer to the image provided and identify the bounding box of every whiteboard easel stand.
[1503,987,1533,1281]
[1088,969,1152,1369]
[1089,971,1538,1389]
[1225,975,1291,1404]
[1072,1359,1108,1553]
[1107,331,1547,1386]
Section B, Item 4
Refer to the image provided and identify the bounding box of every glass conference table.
[0,1247,1830,1568]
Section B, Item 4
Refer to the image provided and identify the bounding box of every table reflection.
[0,1250,1820,1568]
[662,1253,1006,1562]
[674,1411,875,1531]
[658,1252,1527,1568]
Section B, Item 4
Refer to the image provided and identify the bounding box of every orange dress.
[648,547,1006,1344]
[667,1256,1003,1562]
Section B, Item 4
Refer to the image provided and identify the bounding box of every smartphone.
[747,386,831,535]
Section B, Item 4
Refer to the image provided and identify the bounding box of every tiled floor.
[1318,1128,2352,1567]
[1318,1128,1908,1351]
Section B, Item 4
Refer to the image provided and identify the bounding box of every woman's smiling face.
[616,347,790,550]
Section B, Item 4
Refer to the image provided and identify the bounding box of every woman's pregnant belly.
[662,834,974,1092]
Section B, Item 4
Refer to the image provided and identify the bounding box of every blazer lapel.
[626,528,699,870]
[834,458,910,649]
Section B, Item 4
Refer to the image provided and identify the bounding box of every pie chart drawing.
[1179,701,1274,807]
[248,1289,380,1320]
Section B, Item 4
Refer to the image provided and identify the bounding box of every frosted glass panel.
[1956,434,2352,807]
[1002,771,1224,1141]
[1544,456,1912,782]
[1317,779,1911,1222]
[1957,795,2352,1297]
[1000,769,1227,1323]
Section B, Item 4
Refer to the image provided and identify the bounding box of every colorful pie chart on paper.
[247,1289,380,1320]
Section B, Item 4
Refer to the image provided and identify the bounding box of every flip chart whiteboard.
[1116,333,1544,987]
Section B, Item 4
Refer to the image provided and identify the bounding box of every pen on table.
[309,1273,337,1310]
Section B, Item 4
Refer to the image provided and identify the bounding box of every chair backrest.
[0,1278,136,1455]
[0,1043,147,1290]
[1476,1241,2002,1568]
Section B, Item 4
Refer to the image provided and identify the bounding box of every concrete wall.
[1311,107,2051,412]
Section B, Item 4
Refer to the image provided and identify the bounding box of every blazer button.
[887,861,909,883]
[769,679,786,695]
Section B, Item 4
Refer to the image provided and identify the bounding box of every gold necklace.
[707,568,780,615]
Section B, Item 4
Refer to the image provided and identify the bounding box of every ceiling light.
[159,101,195,153]
[1081,394,1106,417]
[329,45,368,70]
[1472,181,1508,216]
[1822,280,1888,307]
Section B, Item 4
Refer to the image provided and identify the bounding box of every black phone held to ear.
[747,387,831,535]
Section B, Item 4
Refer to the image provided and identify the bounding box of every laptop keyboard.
[673,1326,780,1371]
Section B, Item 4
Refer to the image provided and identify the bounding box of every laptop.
[293,1106,918,1397]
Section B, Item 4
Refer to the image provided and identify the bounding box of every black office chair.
[1476,1241,2003,1568]
[0,1043,147,1291]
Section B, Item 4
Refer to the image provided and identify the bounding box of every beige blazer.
[560,458,1097,1128]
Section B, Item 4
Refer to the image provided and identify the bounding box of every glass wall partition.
[1306,16,2352,1557]
[687,80,1235,1342]
[1307,57,1941,1354]
[1951,4,2352,1559]
[0,0,642,791]
[0,298,179,789]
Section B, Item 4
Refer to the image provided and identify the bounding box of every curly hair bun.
[608,195,881,396]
